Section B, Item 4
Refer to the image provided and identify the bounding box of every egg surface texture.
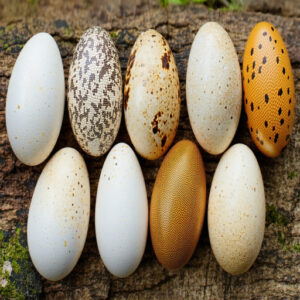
[150,140,206,270]
[68,26,122,157]
[124,29,181,160]
[27,147,90,281]
[186,22,242,155]
[208,144,265,275]
[6,33,65,166]
[243,22,295,157]
[95,143,148,277]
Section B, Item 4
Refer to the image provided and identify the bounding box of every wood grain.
[0,1,299,299]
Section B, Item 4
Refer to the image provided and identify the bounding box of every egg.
[208,144,265,275]
[150,140,206,270]
[68,26,122,157]
[95,143,148,277]
[6,32,65,166]
[186,22,242,155]
[124,29,181,160]
[27,147,90,281]
[243,22,295,157]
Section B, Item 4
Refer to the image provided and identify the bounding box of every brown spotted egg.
[124,29,181,160]
[68,26,122,157]
[243,22,295,157]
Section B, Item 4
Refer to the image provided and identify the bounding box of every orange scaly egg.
[150,140,206,270]
[243,22,295,157]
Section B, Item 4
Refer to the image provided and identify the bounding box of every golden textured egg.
[150,140,206,270]
[243,22,295,157]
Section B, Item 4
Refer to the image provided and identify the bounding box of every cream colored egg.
[124,29,181,160]
[208,144,265,275]
[186,22,242,155]
[27,147,90,281]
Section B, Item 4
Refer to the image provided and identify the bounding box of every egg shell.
[243,22,295,157]
[208,144,265,275]
[6,32,65,166]
[95,143,148,277]
[186,22,242,155]
[27,147,90,281]
[150,140,206,270]
[68,26,122,157]
[124,29,181,160]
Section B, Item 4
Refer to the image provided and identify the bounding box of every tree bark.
[0,1,299,299]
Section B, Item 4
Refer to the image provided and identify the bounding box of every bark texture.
[0,1,299,299]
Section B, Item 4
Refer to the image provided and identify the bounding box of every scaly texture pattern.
[150,140,206,270]
[243,22,295,157]
[68,26,122,157]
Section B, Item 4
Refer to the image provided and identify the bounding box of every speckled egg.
[150,140,206,270]
[243,22,295,157]
[6,33,65,166]
[68,26,122,157]
[208,144,265,275]
[124,29,181,160]
[186,22,242,155]
[95,143,148,277]
[27,147,90,281]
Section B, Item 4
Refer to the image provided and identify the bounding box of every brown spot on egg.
[161,135,167,147]
[151,111,162,134]
[124,87,130,110]
[161,51,171,69]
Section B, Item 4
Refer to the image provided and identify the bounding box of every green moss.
[110,31,120,39]
[288,170,298,179]
[27,0,37,5]
[65,27,70,36]
[0,228,28,299]
[277,231,300,253]
[4,43,8,49]
[6,24,14,31]
[266,204,289,226]
[277,231,288,251]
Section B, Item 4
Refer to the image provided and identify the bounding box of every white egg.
[208,144,265,275]
[6,32,65,166]
[27,147,90,281]
[186,22,242,155]
[95,143,148,277]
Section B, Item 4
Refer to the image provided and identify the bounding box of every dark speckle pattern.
[68,26,122,156]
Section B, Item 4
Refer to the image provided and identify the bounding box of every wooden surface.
[0,1,299,299]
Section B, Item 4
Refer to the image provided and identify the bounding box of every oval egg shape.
[243,22,295,157]
[124,29,181,160]
[150,140,206,270]
[27,147,90,281]
[68,26,122,157]
[186,22,242,155]
[208,144,265,275]
[95,143,148,277]
[6,32,65,166]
